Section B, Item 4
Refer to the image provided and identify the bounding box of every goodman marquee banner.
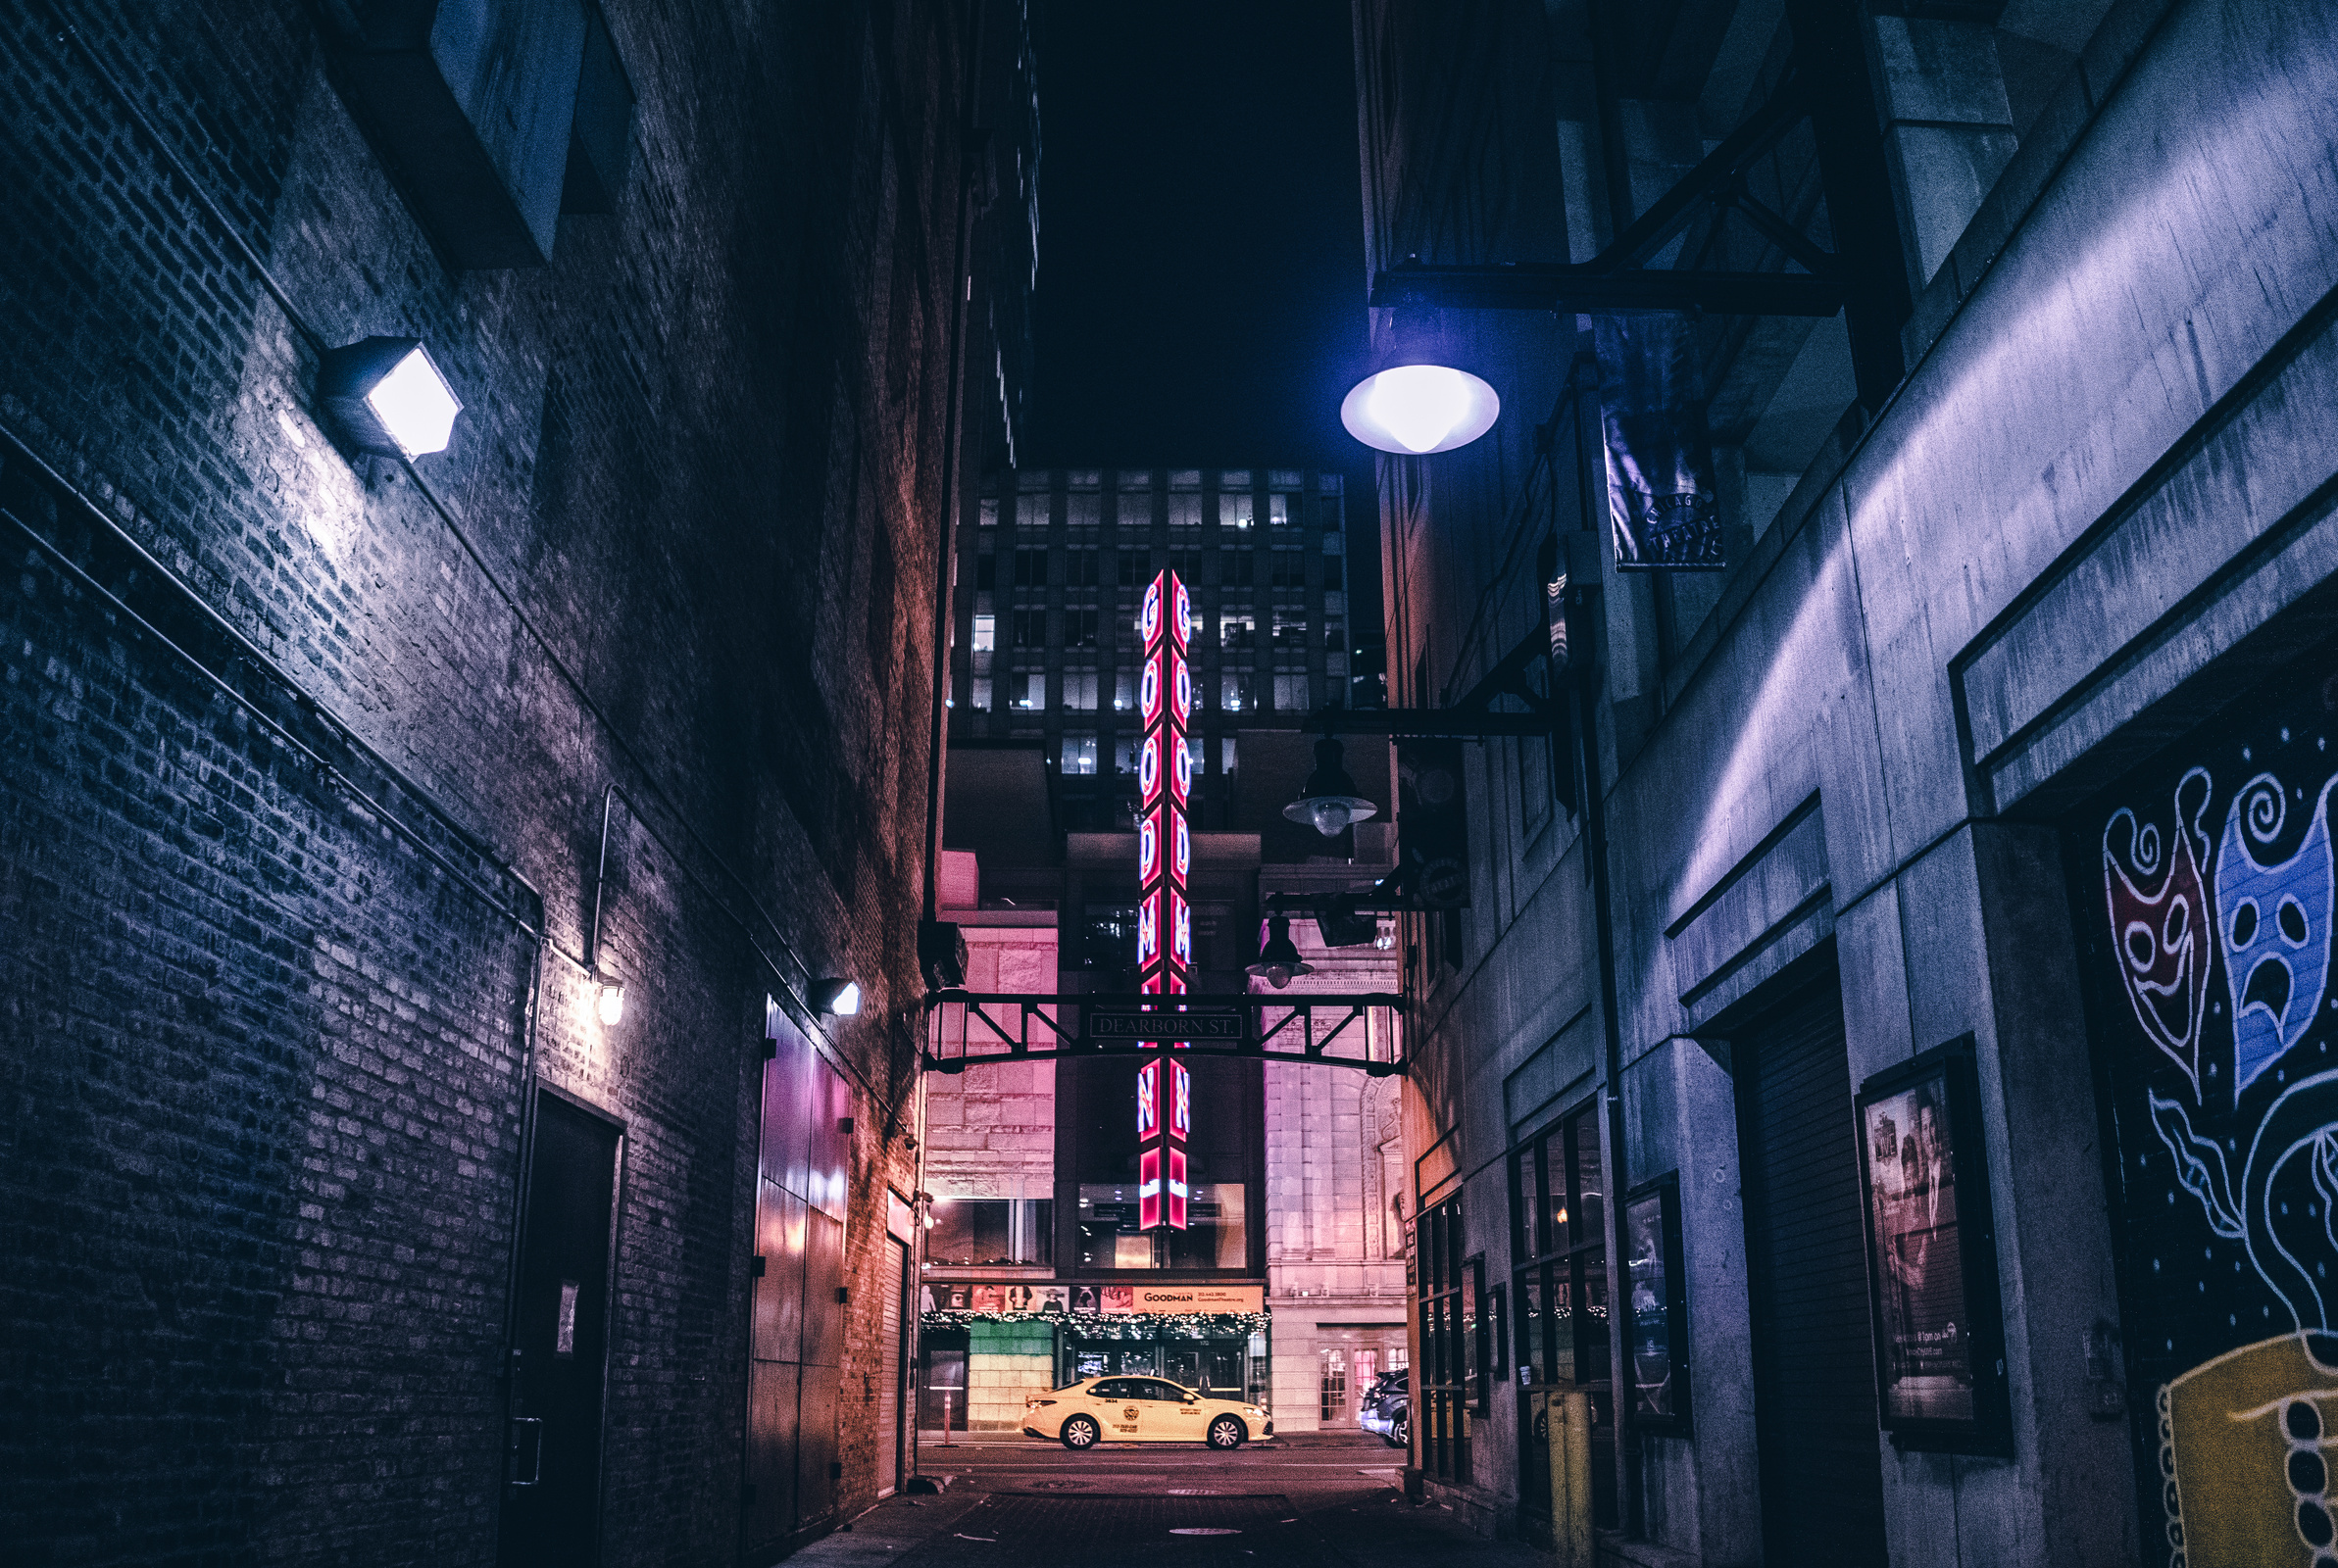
[919,1281,1265,1315]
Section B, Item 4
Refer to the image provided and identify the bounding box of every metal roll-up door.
[879,1237,905,1494]
[1734,978,1887,1565]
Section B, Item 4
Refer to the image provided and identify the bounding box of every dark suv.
[1357,1368,1409,1448]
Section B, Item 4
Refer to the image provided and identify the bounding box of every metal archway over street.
[921,991,1406,1077]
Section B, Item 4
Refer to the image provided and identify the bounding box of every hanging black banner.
[1596,313,1722,570]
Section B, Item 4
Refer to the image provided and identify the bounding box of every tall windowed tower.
[950,466,1355,830]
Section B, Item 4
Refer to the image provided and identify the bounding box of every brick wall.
[0,1,1000,1562]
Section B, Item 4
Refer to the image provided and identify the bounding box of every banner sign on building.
[1136,570,1193,1230]
[916,1280,1266,1316]
[1596,312,1722,571]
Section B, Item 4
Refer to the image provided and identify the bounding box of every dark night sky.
[1026,0,1372,488]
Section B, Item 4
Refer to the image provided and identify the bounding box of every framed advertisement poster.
[1855,1036,2012,1454]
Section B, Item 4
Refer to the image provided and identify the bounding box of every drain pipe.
[1567,355,1640,1540]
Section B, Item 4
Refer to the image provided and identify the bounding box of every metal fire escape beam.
[1588,72,1811,271]
[1368,264,1843,318]
[1367,73,1847,318]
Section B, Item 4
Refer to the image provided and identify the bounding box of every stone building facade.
[1257,864,1409,1434]
[1355,0,2338,1565]
[0,2,1033,1564]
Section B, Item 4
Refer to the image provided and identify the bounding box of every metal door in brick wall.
[744,1005,853,1556]
[879,1237,906,1494]
[501,1093,622,1568]
[2070,650,2338,1568]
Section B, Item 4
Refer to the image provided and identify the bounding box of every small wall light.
[812,977,862,1016]
[1246,916,1314,990]
[320,336,464,458]
[593,973,626,1026]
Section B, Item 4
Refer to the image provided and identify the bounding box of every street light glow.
[365,344,463,457]
[1341,363,1499,455]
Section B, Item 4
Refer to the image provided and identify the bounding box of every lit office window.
[970,677,992,710]
[1269,494,1291,526]
[1221,737,1238,773]
[1273,673,1310,710]
[1061,733,1098,774]
[1220,613,1255,648]
[1114,672,1134,711]
[971,614,995,653]
[1011,672,1039,709]
[1221,672,1252,712]
[1222,492,1254,529]
[979,498,999,527]
[1065,671,1099,710]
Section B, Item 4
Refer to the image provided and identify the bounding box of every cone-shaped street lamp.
[1284,737,1378,839]
[1340,311,1499,456]
[1246,915,1314,990]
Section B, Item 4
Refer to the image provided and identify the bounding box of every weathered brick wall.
[0,0,985,1561]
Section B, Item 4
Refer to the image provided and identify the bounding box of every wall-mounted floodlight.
[1340,310,1499,456]
[1246,916,1314,990]
[320,336,463,458]
[1284,737,1378,839]
[594,973,625,1026]
[813,977,862,1016]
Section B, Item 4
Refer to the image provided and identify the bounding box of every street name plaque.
[1088,1010,1245,1044]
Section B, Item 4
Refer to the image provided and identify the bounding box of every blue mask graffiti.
[2218,774,2337,1097]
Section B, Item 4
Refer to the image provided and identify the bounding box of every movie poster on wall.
[2071,652,2338,1568]
[1853,1041,2006,1446]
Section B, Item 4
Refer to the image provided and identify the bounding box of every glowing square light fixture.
[320,335,464,458]
[593,973,625,1026]
[812,977,862,1016]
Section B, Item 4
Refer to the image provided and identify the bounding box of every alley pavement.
[790,1433,1551,1568]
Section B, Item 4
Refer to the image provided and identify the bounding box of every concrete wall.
[1362,0,2338,1560]
[922,917,1060,1200]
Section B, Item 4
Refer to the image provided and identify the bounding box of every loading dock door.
[1734,979,1887,1565]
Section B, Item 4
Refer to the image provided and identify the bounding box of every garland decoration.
[917,1308,1270,1340]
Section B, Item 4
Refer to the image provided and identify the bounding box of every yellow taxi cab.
[1022,1374,1271,1450]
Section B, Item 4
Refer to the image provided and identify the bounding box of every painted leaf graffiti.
[2150,1091,2244,1241]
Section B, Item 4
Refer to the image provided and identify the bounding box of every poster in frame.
[1854,1035,2012,1454]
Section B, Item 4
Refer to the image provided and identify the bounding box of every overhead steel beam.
[922,989,1408,1076]
[1369,264,1844,318]
[1368,71,1851,321]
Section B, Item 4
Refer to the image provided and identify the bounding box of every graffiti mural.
[2079,670,2338,1568]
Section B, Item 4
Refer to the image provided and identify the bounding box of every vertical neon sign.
[1136,570,1191,1231]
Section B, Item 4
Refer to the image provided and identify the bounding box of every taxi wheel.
[1062,1414,1100,1450]
[1206,1416,1246,1450]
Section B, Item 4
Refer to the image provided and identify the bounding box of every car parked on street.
[1358,1368,1408,1448]
[1022,1375,1272,1450]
